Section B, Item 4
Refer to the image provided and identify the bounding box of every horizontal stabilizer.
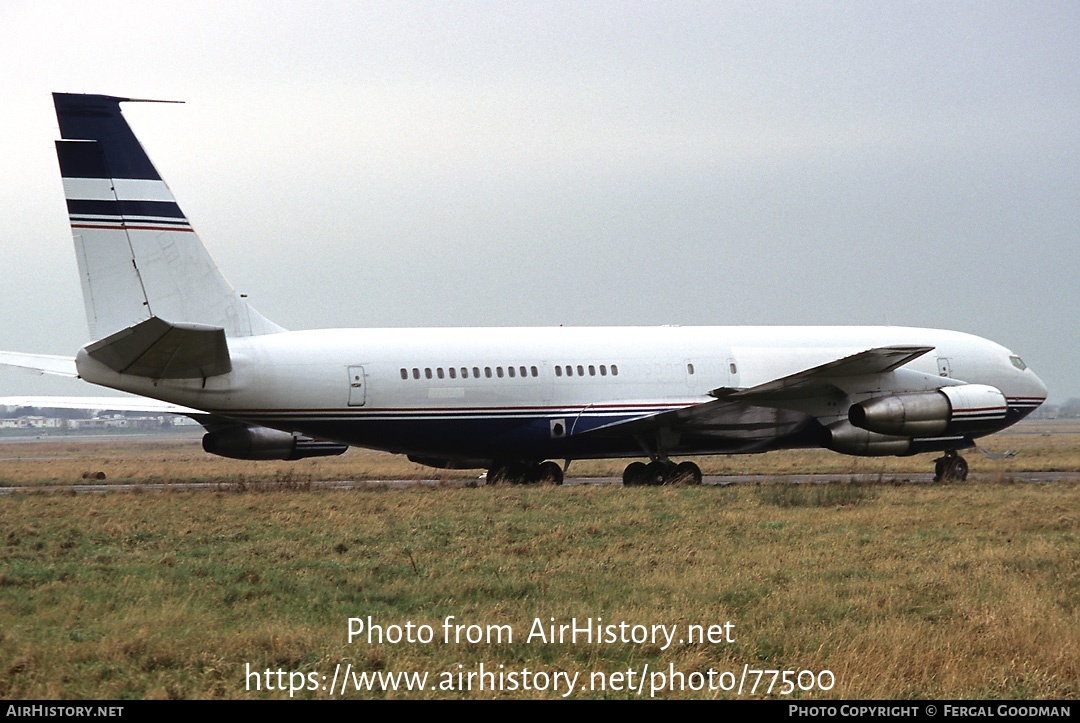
[84,317,231,379]
[0,351,78,377]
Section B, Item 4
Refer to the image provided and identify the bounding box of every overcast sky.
[1,1,1077,401]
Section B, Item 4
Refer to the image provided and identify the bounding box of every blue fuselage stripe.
[203,399,1037,461]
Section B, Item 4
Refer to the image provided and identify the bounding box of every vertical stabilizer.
[53,93,283,340]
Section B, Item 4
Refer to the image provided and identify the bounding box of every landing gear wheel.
[487,462,528,485]
[671,461,703,485]
[645,461,671,486]
[623,461,648,486]
[534,461,564,485]
[487,463,509,485]
[945,455,968,482]
[509,463,532,485]
[933,452,968,482]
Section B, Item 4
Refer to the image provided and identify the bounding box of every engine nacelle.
[849,384,1007,437]
[202,426,349,460]
[823,421,912,456]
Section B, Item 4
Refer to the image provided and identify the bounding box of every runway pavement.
[1,471,1075,494]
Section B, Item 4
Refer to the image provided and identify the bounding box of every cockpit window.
[1009,355,1027,371]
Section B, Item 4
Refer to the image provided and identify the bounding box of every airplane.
[0,92,1048,485]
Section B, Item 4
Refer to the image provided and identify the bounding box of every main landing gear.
[622,460,702,486]
[486,461,564,485]
[933,450,969,482]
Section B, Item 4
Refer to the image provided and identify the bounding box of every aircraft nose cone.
[1031,370,1049,401]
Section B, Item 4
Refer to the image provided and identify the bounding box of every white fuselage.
[75,325,1047,464]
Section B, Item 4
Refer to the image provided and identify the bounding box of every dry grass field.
[0,418,1077,486]
[0,421,1077,699]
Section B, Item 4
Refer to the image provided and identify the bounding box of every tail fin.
[53,93,282,340]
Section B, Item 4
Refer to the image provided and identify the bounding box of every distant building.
[0,408,200,432]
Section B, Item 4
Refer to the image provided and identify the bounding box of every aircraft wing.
[708,345,935,402]
[0,394,350,460]
[0,395,205,416]
[581,345,937,441]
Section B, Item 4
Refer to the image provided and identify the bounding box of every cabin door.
[347,365,367,406]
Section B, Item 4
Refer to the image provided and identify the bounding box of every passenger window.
[497,367,504,378]
[611,364,619,376]
[520,366,527,378]
[449,367,456,379]
[473,367,480,378]
[589,365,596,376]
[600,365,607,376]
[729,362,737,375]
[508,366,516,378]
[577,365,585,376]
[485,367,492,378]
[400,368,408,380]
[566,366,573,377]
[413,368,420,380]
[437,368,445,379]
[531,366,538,377]
[555,366,562,377]
[425,368,432,379]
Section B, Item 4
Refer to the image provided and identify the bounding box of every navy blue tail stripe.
[66,199,186,219]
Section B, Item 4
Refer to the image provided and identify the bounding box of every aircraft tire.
[672,461,703,485]
[945,455,969,482]
[488,462,528,485]
[933,452,969,483]
[535,461,564,485]
[623,461,648,486]
[645,461,670,486]
[487,463,508,485]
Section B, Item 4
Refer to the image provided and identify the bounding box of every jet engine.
[823,421,911,456]
[202,426,349,460]
[848,384,1007,437]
